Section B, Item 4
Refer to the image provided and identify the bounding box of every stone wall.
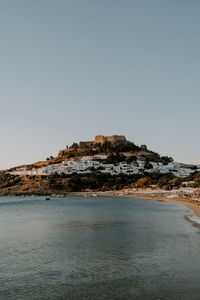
[94,135,126,144]
[58,135,127,156]
[94,135,106,144]
[107,135,126,143]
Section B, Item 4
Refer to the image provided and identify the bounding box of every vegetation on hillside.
[1,169,200,195]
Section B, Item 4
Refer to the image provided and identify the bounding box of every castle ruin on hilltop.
[58,135,127,156]
[94,135,126,144]
[79,135,126,148]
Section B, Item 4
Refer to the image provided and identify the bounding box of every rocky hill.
[1,135,200,195]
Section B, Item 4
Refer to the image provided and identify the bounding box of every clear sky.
[0,0,200,169]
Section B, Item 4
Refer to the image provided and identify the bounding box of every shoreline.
[2,190,200,220]
[69,190,200,219]
[125,194,200,218]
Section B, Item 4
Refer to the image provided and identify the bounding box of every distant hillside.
[1,135,200,195]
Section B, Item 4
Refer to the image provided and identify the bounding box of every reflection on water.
[52,220,126,230]
[0,196,199,299]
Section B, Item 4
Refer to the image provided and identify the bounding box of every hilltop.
[1,135,200,195]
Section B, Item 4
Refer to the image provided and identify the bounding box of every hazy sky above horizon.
[0,0,200,169]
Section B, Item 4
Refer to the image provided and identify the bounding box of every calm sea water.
[0,196,200,300]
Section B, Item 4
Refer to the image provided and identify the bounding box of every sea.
[0,195,200,300]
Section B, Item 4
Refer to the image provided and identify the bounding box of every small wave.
[186,213,200,227]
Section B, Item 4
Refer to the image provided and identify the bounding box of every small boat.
[44,197,51,201]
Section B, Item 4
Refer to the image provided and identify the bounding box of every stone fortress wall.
[79,135,126,148]
[59,135,127,155]
[94,135,126,144]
